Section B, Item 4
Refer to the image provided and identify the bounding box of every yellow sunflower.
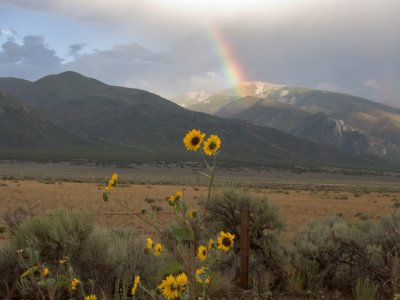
[183,129,206,151]
[217,231,235,252]
[197,245,207,261]
[159,275,179,300]
[176,272,188,290]
[70,278,80,291]
[105,173,118,190]
[146,237,153,250]
[168,191,182,206]
[187,210,197,219]
[208,238,215,249]
[154,243,163,256]
[196,267,210,284]
[84,295,97,300]
[131,275,140,296]
[42,267,49,277]
[203,134,221,156]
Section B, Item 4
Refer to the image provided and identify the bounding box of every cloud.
[0,35,62,65]
[0,35,63,80]
[0,0,399,105]
[68,43,86,57]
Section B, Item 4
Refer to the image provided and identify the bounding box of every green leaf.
[158,261,183,277]
[103,191,109,202]
[170,225,194,241]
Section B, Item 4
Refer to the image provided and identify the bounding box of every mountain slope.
[184,83,400,162]
[0,77,32,96]
[0,72,395,169]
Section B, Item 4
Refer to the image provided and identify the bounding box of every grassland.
[1,162,399,244]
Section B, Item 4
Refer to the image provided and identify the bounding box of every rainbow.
[206,24,247,97]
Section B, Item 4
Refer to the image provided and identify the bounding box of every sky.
[0,0,399,106]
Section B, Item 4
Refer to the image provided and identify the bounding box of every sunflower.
[154,243,163,256]
[168,191,183,206]
[208,238,215,249]
[131,275,140,296]
[42,267,49,277]
[70,278,80,291]
[84,295,97,300]
[187,210,197,219]
[146,237,153,250]
[105,173,118,190]
[217,231,235,252]
[159,275,179,300]
[203,134,221,156]
[176,272,188,290]
[197,245,207,261]
[183,129,206,151]
[196,267,210,284]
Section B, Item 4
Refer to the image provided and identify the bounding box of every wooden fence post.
[240,200,250,290]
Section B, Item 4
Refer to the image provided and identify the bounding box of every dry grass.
[0,178,398,243]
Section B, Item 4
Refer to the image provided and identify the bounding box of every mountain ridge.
[0,71,397,170]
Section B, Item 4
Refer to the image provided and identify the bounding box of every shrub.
[294,213,400,298]
[0,210,164,299]
[202,189,288,293]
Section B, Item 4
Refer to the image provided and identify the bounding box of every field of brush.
[1,161,399,243]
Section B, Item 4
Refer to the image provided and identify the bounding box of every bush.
[293,213,400,299]
[202,189,288,293]
[0,209,164,299]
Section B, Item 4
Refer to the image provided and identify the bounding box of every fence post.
[240,200,250,290]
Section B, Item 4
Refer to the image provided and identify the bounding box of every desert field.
[1,162,399,243]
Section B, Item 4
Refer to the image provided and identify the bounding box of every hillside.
[0,72,396,169]
[0,91,154,162]
[182,83,400,162]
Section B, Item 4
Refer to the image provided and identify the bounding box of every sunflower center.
[208,142,216,150]
[202,249,206,256]
[222,237,232,247]
[191,137,200,146]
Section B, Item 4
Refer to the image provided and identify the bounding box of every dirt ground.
[0,178,398,242]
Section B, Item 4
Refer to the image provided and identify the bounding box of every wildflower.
[147,237,154,250]
[197,245,207,261]
[203,134,221,156]
[42,267,50,277]
[196,267,210,284]
[183,129,205,151]
[84,295,97,300]
[70,278,80,291]
[159,275,179,299]
[105,173,118,190]
[217,231,235,252]
[131,275,140,296]
[208,238,215,249]
[176,272,188,289]
[154,243,163,256]
[59,257,67,264]
[187,210,197,219]
[168,191,182,206]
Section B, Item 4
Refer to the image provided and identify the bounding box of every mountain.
[183,83,400,162]
[0,91,155,162]
[0,91,91,159]
[0,77,32,96]
[0,72,396,169]
[184,81,284,114]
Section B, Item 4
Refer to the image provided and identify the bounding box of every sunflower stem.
[203,152,217,219]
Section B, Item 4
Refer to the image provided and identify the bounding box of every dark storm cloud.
[0,35,62,65]
[0,35,63,80]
